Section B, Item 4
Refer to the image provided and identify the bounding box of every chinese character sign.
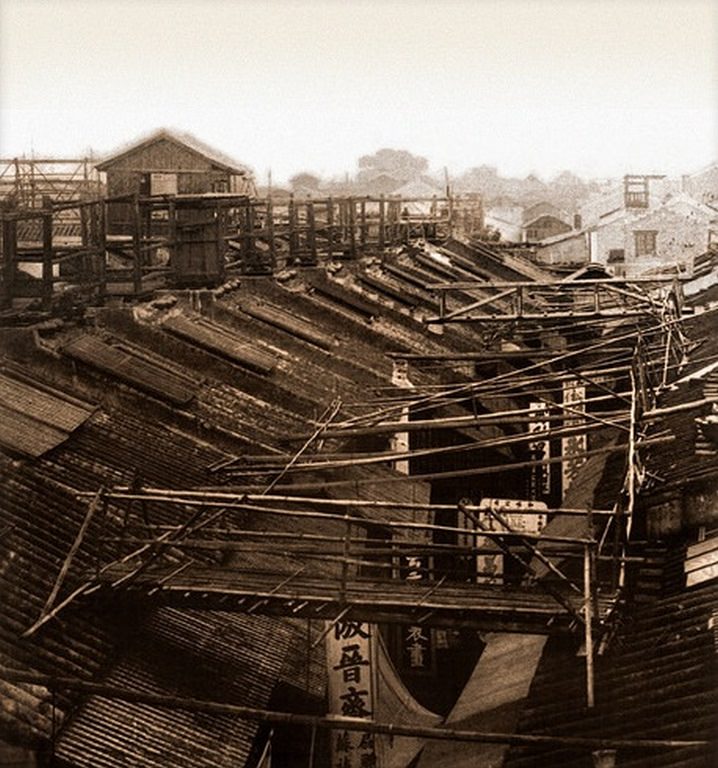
[403,624,430,670]
[326,620,379,768]
[528,401,551,498]
[475,499,548,583]
[561,381,587,497]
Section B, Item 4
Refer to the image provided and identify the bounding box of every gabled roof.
[95,129,253,176]
[687,159,718,179]
[522,201,571,226]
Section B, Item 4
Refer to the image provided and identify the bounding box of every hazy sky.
[1,0,716,183]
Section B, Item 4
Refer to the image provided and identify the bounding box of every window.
[624,175,650,208]
[634,230,657,257]
[150,173,178,196]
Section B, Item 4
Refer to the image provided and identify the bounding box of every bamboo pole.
[41,198,53,308]
[584,543,595,708]
[224,420,623,478]
[326,198,334,261]
[306,199,317,264]
[213,437,672,492]
[81,493,598,545]
[1,217,17,309]
[131,194,142,295]
[37,487,104,621]
[335,311,703,429]
[4,668,706,750]
[77,487,612,517]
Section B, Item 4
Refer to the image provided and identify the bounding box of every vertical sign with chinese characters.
[528,401,551,499]
[399,553,434,674]
[561,381,587,498]
[326,620,379,768]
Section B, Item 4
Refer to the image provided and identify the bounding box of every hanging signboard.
[326,620,379,768]
[561,380,587,497]
[684,536,718,587]
[528,401,551,499]
[472,499,548,583]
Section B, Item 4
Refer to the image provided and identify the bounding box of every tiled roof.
[1,248,663,766]
[504,576,718,768]
[95,129,253,177]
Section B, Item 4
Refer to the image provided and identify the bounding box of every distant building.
[535,230,590,267]
[522,202,573,242]
[354,171,404,196]
[391,178,444,215]
[588,192,718,275]
[96,129,255,234]
[484,204,524,241]
[682,161,718,205]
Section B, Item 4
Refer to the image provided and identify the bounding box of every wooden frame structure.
[0,157,102,209]
[0,192,484,313]
[428,277,692,324]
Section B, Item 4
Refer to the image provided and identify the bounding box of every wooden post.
[307,199,317,264]
[337,200,345,254]
[359,198,367,252]
[584,543,595,708]
[216,201,225,283]
[41,198,54,309]
[378,195,386,250]
[267,196,276,270]
[447,187,455,237]
[348,198,357,259]
[242,199,252,270]
[131,194,142,295]
[2,217,17,309]
[326,198,334,261]
[168,198,177,285]
[80,201,89,248]
[288,194,298,264]
[400,198,409,244]
[98,200,107,303]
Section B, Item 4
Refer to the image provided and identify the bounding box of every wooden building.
[96,129,255,234]
[522,201,573,242]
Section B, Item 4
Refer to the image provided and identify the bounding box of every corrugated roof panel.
[240,302,335,350]
[163,315,277,375]
[63,335,197,406]
[307,276,378,319]
[0,372,94,434]
[0,405,69,457]
[0,373,95,458]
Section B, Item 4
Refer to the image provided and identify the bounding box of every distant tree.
[553,170,583,187]
[289,172,322,192]
[357,148,429,182]
[456,165,503,196]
